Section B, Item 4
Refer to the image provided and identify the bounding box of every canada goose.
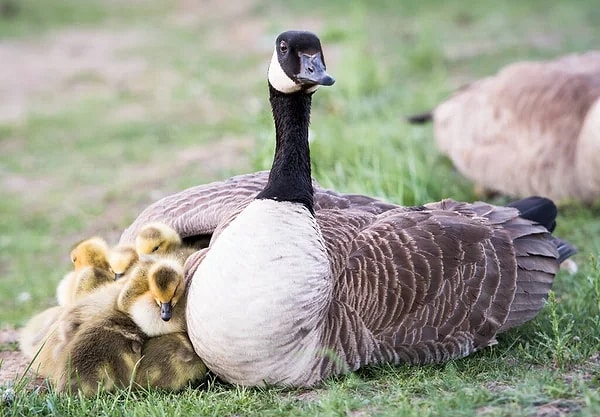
[108,244,139,280]
[135,222,197,266]
[180,31,577,387]
[56,237,111,306]
[55,309,146,396]
[117,31,576,387]
[135,332,208,391]
[407,51,600,203]
[117,256,186,337]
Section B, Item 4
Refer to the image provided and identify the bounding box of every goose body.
[120,31,576,387]
[408,51,600,203]
[189,200,331,384]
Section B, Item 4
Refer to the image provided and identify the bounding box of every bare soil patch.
[0,329,43,388]
[0,28,150,123]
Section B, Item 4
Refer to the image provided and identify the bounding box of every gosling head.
[70,237,110,271]
[147,259,184,322]
[108,245,139,280]
[135,222,182,256]
[268,30,335,95]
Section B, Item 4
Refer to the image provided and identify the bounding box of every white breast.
[129,295,184,337]
[186,199,332,386]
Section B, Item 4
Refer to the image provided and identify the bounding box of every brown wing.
[316,200,559,376]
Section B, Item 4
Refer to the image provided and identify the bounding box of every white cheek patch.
[268,49,302,94]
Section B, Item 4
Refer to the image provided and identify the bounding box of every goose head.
[70,237,110,271]
[108,244,139,280]
[147,259,185,322]
[268,30,335,95]
[135,222,182,255]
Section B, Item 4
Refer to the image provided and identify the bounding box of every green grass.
[1,0,600,415]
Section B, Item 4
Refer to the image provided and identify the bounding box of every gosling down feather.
[117,255,187,337]
[119,31,576,387]
[408,51,600,203]
[56,236,112,306]
[135,332,208,391]
[135,222,196,265]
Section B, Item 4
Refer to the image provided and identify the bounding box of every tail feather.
[552,237,578,263]
[498,196,576,332]
[406,111,433,124]
[505,196,557,232]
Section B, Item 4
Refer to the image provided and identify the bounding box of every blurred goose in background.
[119,31,576,387]
[135,332,208,391]
[56,236,112,306]
[408,51,600,204]
[117,256,186,337]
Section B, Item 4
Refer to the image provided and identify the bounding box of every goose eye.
[279,41,288,53]
[151,245,160,253]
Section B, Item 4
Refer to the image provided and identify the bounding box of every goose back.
[119,170,398,247]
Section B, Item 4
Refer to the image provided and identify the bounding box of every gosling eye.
[151,245,160,253]
[279,41,288,54]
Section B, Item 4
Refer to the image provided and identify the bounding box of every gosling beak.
[114,272,124,280]
[160,302,172,321]
[297,52,335,86]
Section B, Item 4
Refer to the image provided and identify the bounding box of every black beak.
[114,272,124,280]
[297,52,335,86]
[160,302,172,321]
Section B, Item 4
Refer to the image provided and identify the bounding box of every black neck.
[256,84,315,214]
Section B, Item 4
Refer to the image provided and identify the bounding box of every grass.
[1,0,600,415]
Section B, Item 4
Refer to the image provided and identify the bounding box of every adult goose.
[408,51,600,203]
[120,31,575,387]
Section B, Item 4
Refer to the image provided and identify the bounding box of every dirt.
[0,329,44,389]
[0,28,149,123]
